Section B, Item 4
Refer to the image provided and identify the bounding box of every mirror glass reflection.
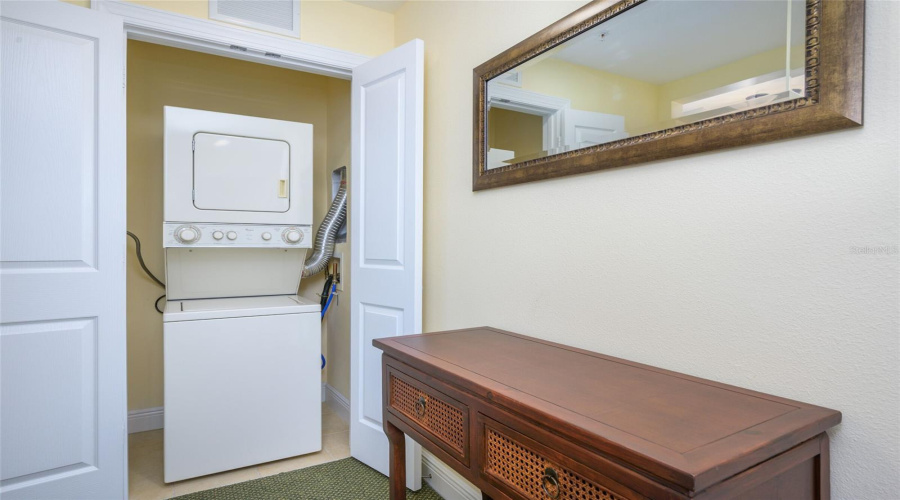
[485,0,806,169]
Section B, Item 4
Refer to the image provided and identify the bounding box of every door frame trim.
[487,85,570,154]
[94,0,368,79]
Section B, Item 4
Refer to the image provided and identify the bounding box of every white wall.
[395,1,900,498]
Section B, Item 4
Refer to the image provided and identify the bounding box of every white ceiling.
[550,0,806,85]
[345,0,407,13]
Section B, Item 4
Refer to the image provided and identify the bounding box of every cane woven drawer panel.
[389,373,466,457]
[484,425,629,500]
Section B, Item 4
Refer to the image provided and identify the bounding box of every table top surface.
[375,327,841,492]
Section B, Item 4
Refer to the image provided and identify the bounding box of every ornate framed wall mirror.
[473,0,864,190]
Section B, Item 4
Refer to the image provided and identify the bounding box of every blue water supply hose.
[320,282,337,370]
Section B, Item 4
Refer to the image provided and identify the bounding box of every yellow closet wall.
[126,40,348,410]
[323,78,353,399]
[487,108,543,158]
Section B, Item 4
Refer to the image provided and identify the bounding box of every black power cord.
[319,273,334,310]
[126,231,165,287]
[154,294,166,315]
[126,231,167,314]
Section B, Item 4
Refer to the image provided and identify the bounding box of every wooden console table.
[374,327,840,500]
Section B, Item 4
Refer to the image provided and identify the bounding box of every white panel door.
[564,109,628,148]
[350,39,424,490]
[0,2,126,499]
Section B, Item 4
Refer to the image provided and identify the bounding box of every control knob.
[212,230,224,241]
[262,232,272,241]
[174,225,200,244]
[226,231,238,241]
[283,228,303,244]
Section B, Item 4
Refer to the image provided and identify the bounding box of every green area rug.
[173,458,443,500]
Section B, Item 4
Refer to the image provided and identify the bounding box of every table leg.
[386,419,406,500]
[818,433,831,500]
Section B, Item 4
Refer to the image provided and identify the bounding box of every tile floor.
[129,403,350,500]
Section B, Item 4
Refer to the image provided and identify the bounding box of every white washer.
[161,107,321,483]
[163,296,321,483]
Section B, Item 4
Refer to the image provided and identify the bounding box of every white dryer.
[164,106,312,226]
[161,107,321,483]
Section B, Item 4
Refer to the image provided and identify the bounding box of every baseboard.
[130,386,339,434]
[128,406,164,434]
[128,390,474,499]
[422,450,481,500]
[323,383,350,423]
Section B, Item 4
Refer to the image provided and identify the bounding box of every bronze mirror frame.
[473,0,864,191]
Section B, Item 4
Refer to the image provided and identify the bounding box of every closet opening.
[125,39,352,492]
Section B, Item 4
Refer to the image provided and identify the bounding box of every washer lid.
[163,295,319,322]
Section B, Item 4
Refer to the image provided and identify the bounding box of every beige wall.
[521,57,660,135]
[126,40,349,410]
[394,1,899,498]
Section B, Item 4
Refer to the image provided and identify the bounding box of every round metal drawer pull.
[414,396,427,418]
[541,467,560,499]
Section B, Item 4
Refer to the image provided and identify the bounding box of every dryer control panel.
[164,223,312,248]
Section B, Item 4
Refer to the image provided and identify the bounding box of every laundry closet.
[125,40,351,480]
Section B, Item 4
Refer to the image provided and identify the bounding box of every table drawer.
[481,416,641,500]
[388,367,469,465]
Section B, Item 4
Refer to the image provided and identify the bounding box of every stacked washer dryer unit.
[162,107,321,483]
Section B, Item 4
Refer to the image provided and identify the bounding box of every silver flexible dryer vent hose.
[302,166,347,278]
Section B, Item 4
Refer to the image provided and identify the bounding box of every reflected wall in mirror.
[486,0,805,168]
[473,0,864,190]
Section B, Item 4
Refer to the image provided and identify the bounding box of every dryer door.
[193,133,289,213]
